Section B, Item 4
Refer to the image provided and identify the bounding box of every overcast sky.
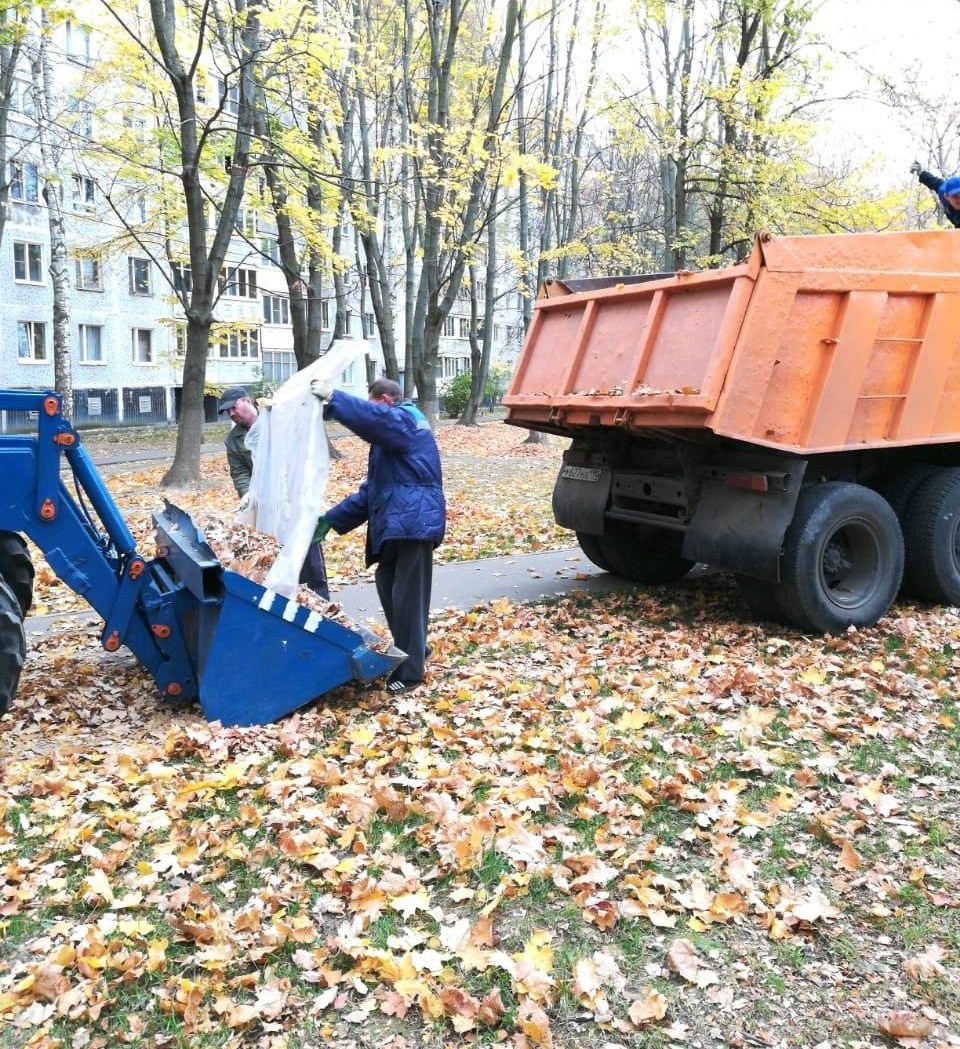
[811,0,956,182]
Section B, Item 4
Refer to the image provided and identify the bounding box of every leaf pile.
[3,425,960,1048]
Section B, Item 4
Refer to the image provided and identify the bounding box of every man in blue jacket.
[911,161,960,228]
[311,376,445,694]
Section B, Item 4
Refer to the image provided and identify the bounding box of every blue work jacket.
[324,390,446,564]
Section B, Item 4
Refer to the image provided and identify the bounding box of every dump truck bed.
[504,230,960,454]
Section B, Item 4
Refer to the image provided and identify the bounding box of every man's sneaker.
[385,679,421,695]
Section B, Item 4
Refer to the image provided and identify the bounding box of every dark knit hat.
[217,385,249,413]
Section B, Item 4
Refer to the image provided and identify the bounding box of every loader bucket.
[152,503,404,727]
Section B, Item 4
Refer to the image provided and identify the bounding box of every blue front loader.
[0,391,403,726]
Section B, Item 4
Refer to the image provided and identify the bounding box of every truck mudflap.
[552,463,613,535]
[682,459,808,582]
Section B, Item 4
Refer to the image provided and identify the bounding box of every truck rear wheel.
[902,468,960,605]
[576,531,615,573]
[779,483,903,633]
[877,466,936,596]
[0,531,34,617]
[597,520,694,584]
[0,578,25,714]
[735,575,787,623]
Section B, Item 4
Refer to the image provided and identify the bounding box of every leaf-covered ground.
[2,424,960,1049]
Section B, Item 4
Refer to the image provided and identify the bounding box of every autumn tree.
[405,0,519,425]
[0,0,28,249]
[92,0,262,486]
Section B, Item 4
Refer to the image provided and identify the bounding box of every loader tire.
[598,520,694,584]
[576,531,615,573]
[778,482,903,634]
[735,575,788,623]
[901,468,960,605]
[0,531,34,617]
[0,578,25,714]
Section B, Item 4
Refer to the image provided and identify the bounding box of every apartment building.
[0,18,521,431]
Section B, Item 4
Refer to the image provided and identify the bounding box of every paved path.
[334,547,635,627]
[25,547,636,639]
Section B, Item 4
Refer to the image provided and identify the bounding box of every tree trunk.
[0,11,23,250]
[30,26,72,418]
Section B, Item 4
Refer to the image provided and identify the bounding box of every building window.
[216,327,259,359]
[13,242,43,283]
[132,328,153,363]
[234,209,257,237]
[341,362,355,385]
[458,317,471,339]
[68,99,93,137]
[262,294,289,325]
[262,351,295,383]
[172,262,193,294]
[443,317,456,337]
[321,300,331,330]
[9,161,39,203]
[10,80,36,119]
[218,79,240,115]
[175,323,187,357]
[344,310,353,335]
[363,311,375,338]
[129,258,151,295]
[76,256,102,291]
[78,324,103,363]
[260,237,279,265]
[17,321,46,361]
[218,266,257,299]
[72,174,95,209]
[65,21,91,63]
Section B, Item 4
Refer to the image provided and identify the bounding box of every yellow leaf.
[628,987,668,1026]
[518,998,553,1046]
[83,868,114,905]
[147,939,168,973]
[617,708,655,731]
[798,667,826,686]
[837,840,861,872]
[519,930,553,973]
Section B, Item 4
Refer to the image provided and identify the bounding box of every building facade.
[1,19,521,431]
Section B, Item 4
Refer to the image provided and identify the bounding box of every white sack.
[242,340,368,596]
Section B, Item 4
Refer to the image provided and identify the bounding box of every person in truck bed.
[911,160,960,228]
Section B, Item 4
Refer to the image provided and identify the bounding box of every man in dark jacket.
[218,385,258,505]
[911,161,960,228]
[218,384,329,599]
[312,376,445,694]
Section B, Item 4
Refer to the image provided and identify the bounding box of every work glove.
[311,378,333,401]
[238,492,250,511]
[910,160,922,175]
[313,515,331,543]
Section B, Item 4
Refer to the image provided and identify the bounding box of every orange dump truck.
[504,229,960,632]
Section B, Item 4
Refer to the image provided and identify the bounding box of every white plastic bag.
[244,340,367,596]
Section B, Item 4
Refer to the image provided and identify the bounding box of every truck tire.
[735,575,787,623]
[877,466,936,596]
[598,520,694,584]
[901,468,960,605]
[576,531,615,573]
[778,482,903,633]
[0,531,34,617]
[0,578,25,714]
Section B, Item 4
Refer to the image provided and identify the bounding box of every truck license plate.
[561,465,602,482]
